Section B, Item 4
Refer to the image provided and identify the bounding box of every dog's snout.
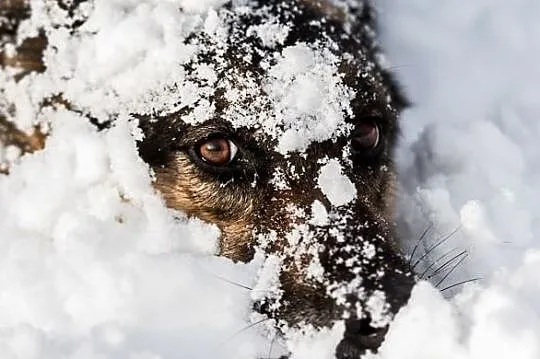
[335,318,389,358]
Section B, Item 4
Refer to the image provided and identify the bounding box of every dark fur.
[1,1,415,357]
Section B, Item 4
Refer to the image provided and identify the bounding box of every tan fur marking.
[0,116,46,152]
[1,1,48,164]
[1,35,47,74]
[153,153,257,262]
[1,1,47,80]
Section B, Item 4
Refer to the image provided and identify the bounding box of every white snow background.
[0,0,539,358]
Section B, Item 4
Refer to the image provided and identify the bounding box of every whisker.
[267,333,277,359]
[195,264,253,291]
[408,222,434,266]
[211,273,253,291]
[435,252,468,288]
[218,318,270,348]
[419,247,460,279]
[440,277,482,292]
[411,225,462,271]
[427,250,467,280]
[389,64,414,71]
[210,318,272,359]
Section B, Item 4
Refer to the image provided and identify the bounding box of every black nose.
[335,318,389,359]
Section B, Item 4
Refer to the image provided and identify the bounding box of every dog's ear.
[342,1,411,111]
[0,0,47,81]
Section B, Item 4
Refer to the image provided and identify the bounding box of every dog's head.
[137,0,414,356]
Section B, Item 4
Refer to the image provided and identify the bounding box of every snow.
[369,283,460,359]
[265,43,354,154]
[286,323,345,359]
[0,110,269,358]
[310,200,330,226]
[1,0,540,358]
[317,159,357,207]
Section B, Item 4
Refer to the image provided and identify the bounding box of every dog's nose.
[335,318,389,359]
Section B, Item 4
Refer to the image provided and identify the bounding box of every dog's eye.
[351,122,380,154]
[198,137,238,166]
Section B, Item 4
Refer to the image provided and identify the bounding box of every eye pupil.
[199,138,236,166]
[351,123,380,153]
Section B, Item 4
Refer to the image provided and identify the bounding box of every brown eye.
[198,138,238,166]
[351,122,380,153]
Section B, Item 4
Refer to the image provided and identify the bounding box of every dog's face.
[138,0,415,357]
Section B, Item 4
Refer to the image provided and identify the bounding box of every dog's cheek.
[152,153,258,261]
[350,163,398,224]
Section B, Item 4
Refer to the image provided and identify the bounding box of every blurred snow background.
[0,0,539,358]
[378,0,540,358]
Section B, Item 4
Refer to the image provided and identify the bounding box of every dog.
[1,0,415,357]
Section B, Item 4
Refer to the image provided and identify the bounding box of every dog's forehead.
[168,0,392,154]
[227,42,355,154]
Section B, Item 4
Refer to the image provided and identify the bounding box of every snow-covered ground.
[1,0,540,358]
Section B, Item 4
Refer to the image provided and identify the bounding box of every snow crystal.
[251,253,283,304]
[247,21,290,48]
[317,159,357,207]
[310,200,330,226]
[364,291,391,328]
